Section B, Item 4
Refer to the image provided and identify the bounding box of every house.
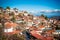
[4,21,20,35]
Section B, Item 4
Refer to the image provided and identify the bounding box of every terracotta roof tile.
[5,22,18,28]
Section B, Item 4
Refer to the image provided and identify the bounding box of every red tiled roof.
[38,25,45,28]
[5,22,18,28]
[30,30,54,40]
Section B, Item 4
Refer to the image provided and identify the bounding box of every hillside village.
[0,7,60,40]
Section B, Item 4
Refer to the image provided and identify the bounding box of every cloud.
[40,10,52,13]
[28,10,39,14]
[39,9,60,13]
[27,9,60,14]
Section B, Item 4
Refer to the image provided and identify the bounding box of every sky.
[0,0,60,12]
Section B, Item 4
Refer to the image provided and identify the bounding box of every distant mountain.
[51,16,60,20]
[29,10,60,14]
[38,9,60,13]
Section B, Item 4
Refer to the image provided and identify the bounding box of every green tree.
[45,16,48,20]
[8,34,24,40]
[6,6,10,10]
[0,7,3,12]
[0,7,3,10]
[41,14,45,17]
[13,8,17,10]
[12,16,16,22]
[13,8,18,11]
[41,14,48,20]
[0,25,7,40]
[11,13,16,22]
